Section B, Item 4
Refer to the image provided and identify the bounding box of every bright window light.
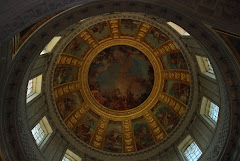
[167,22,190,36]
[200,97,219,127]
[62,156,73,161]
[196,56,216,79]
[40,49,48,55]
[205,58,214,74]
[62,150,82,161]
[27,79,33,96]
[209,102,219,122]
[183,142,202,161]
[40,36,61,55]
[31,116,52,147]
[31,123,46,145]
[26,75,42,103]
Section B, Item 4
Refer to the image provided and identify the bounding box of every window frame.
[31,116,53,148]
[196,55,216,79]
[62,149,82,161]
[183,141,202,161]
[26,74,42,103]
[27,79,33,96]
[31,122,47,145]
[178,135,203,161]
[200,97,220,128]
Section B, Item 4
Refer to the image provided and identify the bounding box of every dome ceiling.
[53,19,190,153]
[89,45,154,110]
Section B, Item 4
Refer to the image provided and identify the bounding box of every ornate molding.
[134,22,152,42]
[122,120,137,153]
[159,92,187,118]
[53,81,81,101]
[162,70,190,85]
[153,40,179,56]
[144,111,167,142]
[90,117,109,150]
[64,103,90,131]
[57,54,83,67]
[108,19,121,39]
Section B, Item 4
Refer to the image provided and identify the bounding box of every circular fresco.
[88,45,154,111]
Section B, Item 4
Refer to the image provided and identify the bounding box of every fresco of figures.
[103,121,122,153]
[53,66,78,86]
[89,22,110,41]
[132,117,155,151]
[160,52,188,70]
[88,45,154,110]
[121,19,139,37]
[163,80,190,104]
[63,36,89,58]
[145,27,169,49]
[56,91,83,119]
[74,110,99,144]
[152,102,179,134]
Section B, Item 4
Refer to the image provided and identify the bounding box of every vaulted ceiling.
[53,18,190,153]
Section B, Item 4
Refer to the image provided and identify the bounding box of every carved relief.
[53,81,81,101]
[90,117,109,150]
[153,40,179,56]
[64,103,90,131]
[134,22,152,42]
[144,111,167,142]
[159,92,187,118]
[162,70,190,85]
[57,54,83,66]
[122,120,137,153]
[108,19,121,39]
[79,30,98,48]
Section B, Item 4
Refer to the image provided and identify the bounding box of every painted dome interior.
[53,19,190,153]
[88,45,154,110]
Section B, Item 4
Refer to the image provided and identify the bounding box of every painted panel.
[152,102,179,134]
[163,80,190,104]
[132,117,155,151]
[121,19,139,37]
[103,121,122,153]
[89,22,110,41]
[144,27,169,49]
[53,66,78,86]
[56,91,83,120]
[63,36,89,57]
[74,110,100,144]
[160,52,188,70]
[88,45,154,110]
